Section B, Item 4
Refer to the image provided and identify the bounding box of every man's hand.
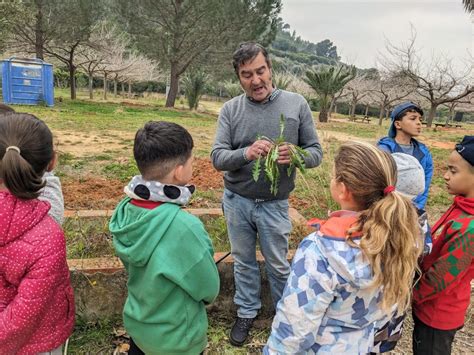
[277,143,291,164]
[245,139,273,161]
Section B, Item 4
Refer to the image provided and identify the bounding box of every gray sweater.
[39,171,64,225]
[211,90,323,200]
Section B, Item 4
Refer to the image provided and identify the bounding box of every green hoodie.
[109,198,220,354]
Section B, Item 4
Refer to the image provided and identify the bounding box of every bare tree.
[328,88,350,118]
[345,75,372,118]
[380,27,473,127]
[77,22,130,99]
[442,93,473,125]
[369,72,414,125]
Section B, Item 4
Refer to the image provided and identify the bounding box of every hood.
[388,102,423,138]
[310,211,374,289]
[0,191,50,246]
[109,198,181,267]
[454,195,474,215]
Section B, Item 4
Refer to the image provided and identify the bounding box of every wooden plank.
[64,207,307,224]
[67,250,298,273]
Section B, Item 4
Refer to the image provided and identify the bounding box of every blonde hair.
[334,141,422,314]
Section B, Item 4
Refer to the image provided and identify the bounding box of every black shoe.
[229,317,255,346]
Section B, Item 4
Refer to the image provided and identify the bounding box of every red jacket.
[0,191,75,354]
[412,196,474,330]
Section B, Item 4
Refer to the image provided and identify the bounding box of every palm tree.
[463,0,472,12]
[304,65,356,122]
[182,70,208,110]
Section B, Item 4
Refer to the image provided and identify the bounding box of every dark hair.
[232,42,271,76]
[133,121,194,179]
[0,104,15,114]
[395,108,423,121]
[0,113,54,199]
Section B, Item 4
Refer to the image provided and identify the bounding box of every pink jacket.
[0,191,75,354]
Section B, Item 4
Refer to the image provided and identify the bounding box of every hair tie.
[5,146,21,154]
[384,185,395,195]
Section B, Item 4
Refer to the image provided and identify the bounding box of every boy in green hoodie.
[109,121,220,355]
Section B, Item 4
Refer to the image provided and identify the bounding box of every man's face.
[394,111,423,137]
[443,151,474,198]
[237,52,273,102]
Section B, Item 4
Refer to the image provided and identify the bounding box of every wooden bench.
[434,123,463,129]
[349,116,371,124]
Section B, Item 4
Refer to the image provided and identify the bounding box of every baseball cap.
[388,102,424,138]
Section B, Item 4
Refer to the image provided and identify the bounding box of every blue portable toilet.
[1,57,54,106]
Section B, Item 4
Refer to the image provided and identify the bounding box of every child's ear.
[339,182,354,202]
[47,152,58,172]
[173,164,185,182]
[394,120,402,130]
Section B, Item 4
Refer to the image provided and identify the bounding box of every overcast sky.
[280,0,472,69]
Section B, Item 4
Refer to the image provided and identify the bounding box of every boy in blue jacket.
[377,102,433,210]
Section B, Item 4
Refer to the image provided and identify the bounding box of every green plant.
[252,114,308,195]
[182,70,208,110]
[304,65,356,122]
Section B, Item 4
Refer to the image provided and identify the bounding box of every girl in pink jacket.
[0,113,75,354]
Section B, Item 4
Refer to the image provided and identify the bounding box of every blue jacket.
[377,137,433,210]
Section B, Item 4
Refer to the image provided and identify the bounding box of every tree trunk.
[128,80,132,98]
[319,106,329,123]
[328,97,336,118]
[350,100,357,118]
[165,64,179,107]
[103,73,108,100]
[378,103,385,126]
[121,82,125,97]
[426,103,437,128]
[88,74,94,100]
[69,64,76,100]
[334,103,338,114]
[113,79,118,97]
[385,109,390,120]
[34,1,44,60]
[365,104,369,116]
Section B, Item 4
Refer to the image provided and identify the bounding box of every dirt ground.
[62,157,224,209]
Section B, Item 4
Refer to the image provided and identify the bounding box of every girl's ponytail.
[336,141,422,314]
[356,189,421,313]
[0,113,54,200]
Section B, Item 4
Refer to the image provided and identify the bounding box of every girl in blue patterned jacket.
[264,141,423,354]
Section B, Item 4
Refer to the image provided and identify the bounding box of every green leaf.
[252,156,261,182]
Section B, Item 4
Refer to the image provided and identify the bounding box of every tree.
[2,0,103,99]
[315,39,340,60]
[345,75,372,118]
[77,22,129,99]
[182,70,208,110]
[380,28,473,127]
[223,80,243,98]
[369,73,414,125]
[116,0,282,107]
[304,65,356,122]
[463,0,473,12]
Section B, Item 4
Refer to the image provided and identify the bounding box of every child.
[377,102,433,210]
[412,135,474,355]
[109,121,220,354]
[371,152,431,353]
[0,105,64,225]
[0,113,75,354]
[264,141,422,354]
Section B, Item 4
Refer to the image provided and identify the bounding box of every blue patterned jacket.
[264,211,396,354]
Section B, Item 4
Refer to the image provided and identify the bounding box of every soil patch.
[55,130,133,157]
[63,158,224,209]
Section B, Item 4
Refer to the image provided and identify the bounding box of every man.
[211,42,323,346]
